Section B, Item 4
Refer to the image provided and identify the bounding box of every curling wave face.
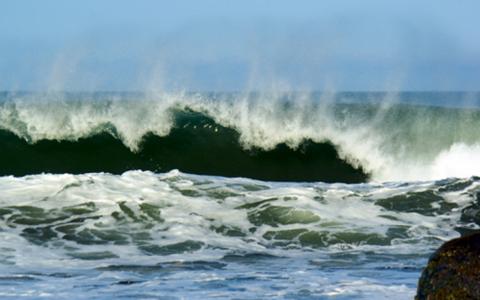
[1,91,480,182]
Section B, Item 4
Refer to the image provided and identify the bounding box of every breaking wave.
[1,91,480,182]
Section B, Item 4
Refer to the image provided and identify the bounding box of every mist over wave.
[1,91,480,182]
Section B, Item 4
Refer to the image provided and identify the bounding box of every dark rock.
[416,232,480,299]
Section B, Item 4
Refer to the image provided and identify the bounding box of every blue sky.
[1,0,479,91]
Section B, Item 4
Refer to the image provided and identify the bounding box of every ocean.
[1,91,479,299]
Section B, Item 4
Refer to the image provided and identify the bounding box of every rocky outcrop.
[416,232,480,299]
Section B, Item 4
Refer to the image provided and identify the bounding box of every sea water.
[1,91,480,299]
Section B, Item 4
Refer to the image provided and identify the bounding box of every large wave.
[1,91,480,182]
[0,113,367,183]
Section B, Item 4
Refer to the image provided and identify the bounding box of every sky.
[0,0,479,91]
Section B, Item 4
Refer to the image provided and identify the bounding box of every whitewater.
[1,91,480,299]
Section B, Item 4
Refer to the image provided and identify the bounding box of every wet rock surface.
[416,232,480,299]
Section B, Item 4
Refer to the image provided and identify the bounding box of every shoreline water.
[1,169,478,299]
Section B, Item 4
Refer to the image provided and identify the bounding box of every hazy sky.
[1,0,479,91]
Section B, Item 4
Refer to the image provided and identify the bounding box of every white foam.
[430,143,480,179]
[0,170,473,269]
